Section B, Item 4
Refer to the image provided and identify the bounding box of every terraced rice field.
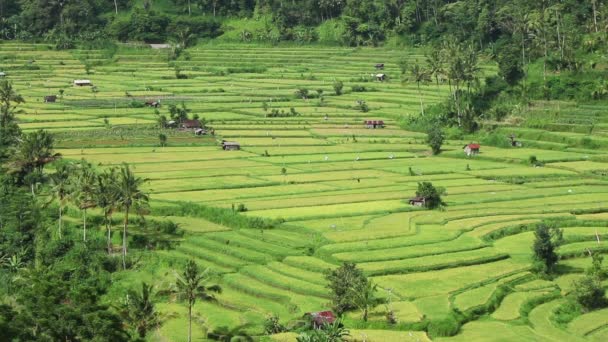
[2,42,607,341]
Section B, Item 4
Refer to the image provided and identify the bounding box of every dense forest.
[1,0,607,47]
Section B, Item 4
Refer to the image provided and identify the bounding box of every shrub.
[427,315,460,338]
[333,80,344,95]
[351,85,367,92]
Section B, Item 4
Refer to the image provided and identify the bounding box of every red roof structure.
[305,311,336,329]
[467,143,480,149]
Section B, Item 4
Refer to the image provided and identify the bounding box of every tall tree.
[115,163,149,269]
[425,48,445,94]
[72,160,96,241]
[532,223,561,273]
[48,163,72,239]
[0,80,24,152]
[169,260,221,342]
[95,167,119,254]
[408,62,431,115]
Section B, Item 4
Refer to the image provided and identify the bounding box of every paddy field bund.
[2,42,608,341]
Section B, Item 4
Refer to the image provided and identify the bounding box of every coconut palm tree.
[409,62,431,115]
[115,163,149,269]
[72,160,97,241]
[95,167,119,254]
[350,280,379,322]
[120,282,160,339]
[49,163,72,239]
[8,130,61,176]
[169,260,221,342]
[425,48,445,95]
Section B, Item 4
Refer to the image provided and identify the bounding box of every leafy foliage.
[426,124,444,155]
[532,223,562,274]
[326,262,367,315]
[415,182,445,209]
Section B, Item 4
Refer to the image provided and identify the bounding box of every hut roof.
[181,119,201,128]
[409,197,427,202]
[467,143,480,149]
[150,44,171,49]
[305,311,336,326]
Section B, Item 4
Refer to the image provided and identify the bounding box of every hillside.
[1,40,607,341]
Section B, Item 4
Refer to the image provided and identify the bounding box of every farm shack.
[304,311,336,329]
[464,143,480,156]
[44,95,57,103]
[222,140,240,151]
[364,120,385,129]
[149,44,171,49]
[73,79,92,86]
[145,100,161,108]
[509,134,522,147]
[409,197,427,207]
[194,128,207,136]
[376,73,386,81]
[180,119,201,129]
[375,63,384,70]
[0,72,5,77]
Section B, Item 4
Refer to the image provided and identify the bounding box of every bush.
[333,80,344,95]
[427,315,460,338]
[154,202,281,230]
[572,275,607,310]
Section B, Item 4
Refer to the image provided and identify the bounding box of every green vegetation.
[3,2,608,338]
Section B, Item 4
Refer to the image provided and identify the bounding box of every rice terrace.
[1,1,608,342]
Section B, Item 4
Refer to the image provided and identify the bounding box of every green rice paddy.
[3,41,607,341]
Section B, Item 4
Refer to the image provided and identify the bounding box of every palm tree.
[170,260,221,342]
[425,48,445,95]
[409,62,431,115]
[95,168,119,254]
[120,282,160,339]
[115,163,149,269]
[8,130,61,175]
[73,160,97,241]
[49,163,72,239]
[350,280,379,322]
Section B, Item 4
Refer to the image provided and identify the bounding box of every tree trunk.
[363,307,368,322]
[555,9,562,58]
[592,0,599,33]
[106,213,112,254]
[188,303,192,342]
[114,0,118,14]
[188,0,191,15]
[417,83,425,115]
[83,208,87,241]
[521,33,526,71]
[58,205,62,239]
[122,208,129,270]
